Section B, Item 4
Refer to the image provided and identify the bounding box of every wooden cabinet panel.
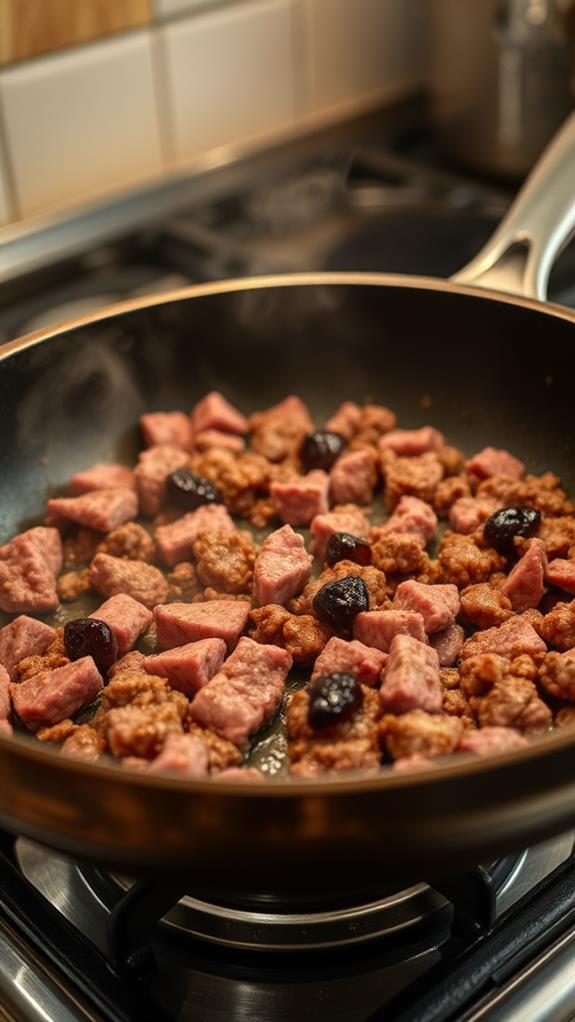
[0,0,152,66]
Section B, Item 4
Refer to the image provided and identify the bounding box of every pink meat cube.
[155,600,250,651]
[148,733,209,777]
[354,610,427,651]
[465,447,525,480]
[380,634,442,714]
[379,426,445,456]
[90,594,153,655]
[189,637,292,747]
[330,449,376,505]
[70,463,136,494]
[449,497,499,534]
[47,488,137,532]
[134,445,189,517]
[378,495,437,547]
[311,636,387,686]
[461,615,547,660]
[547,558,575,594]
[310,506,370,558]
[0,663,12,733]
[0,527,63,614]
[11,656,103,731]
[155,504,235,566]
[270,471,329,527]
[393,580,460,634]
[143,637,227,696]
[430,623,465,667]
[0,616,56,680]
[194,430,245,452]
[325,401,362,440]
[457,727,527,756]
[191,391,248,434]
[502,539,547,612]
[140,412,194,451]
[254,525,312,606]
[213,767,264,783]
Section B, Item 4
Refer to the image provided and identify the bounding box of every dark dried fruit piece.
[166,468,221,511]
[325,531,372,567]
[483,506,541,553]
[313,575,369,631]
[308,672,363,728]
[300,431,345,472]
[64,618,118,676]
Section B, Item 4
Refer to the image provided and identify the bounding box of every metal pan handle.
[452,110,575,301]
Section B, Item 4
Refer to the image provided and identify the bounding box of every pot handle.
[452,109,575,301]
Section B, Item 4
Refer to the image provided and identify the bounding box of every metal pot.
[429,0,575,179]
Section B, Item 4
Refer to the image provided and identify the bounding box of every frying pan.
[0,113,575,902]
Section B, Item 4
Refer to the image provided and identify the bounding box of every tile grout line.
[0,73,21,222]
[149,24,176,170]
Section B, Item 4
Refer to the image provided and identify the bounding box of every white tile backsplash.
[159,0,296,162]
[0,30,164,218]
[303,0,425,115]
[0,134,11,225]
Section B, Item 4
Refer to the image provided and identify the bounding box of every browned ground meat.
[538,516,575,558]
[249,605,332,663]
[57,568,92,602]
[289,560,388,615]
[249,604,290,644]
[433,475,471,516]
[89,553,168,609]
[193,530,256,594]
[287,685,381,776]
[371,533,428,577]
[17,631,68,680]
[382,452,444,511]
[188,448,277,523]
[539,651,575,701]
[101,672,187,716]
[187,721,242,772]
[61,725,104,761]
[165,562,203,602]
[97,522,156,562]
[97,670,189,759]
[436,447,465,477]
[442,688,473,720]
[459,653,549,734]
[473,677,551,735]
[477,473,573,516]
[438,532,506,588]
[556,706,575,727]
[203,588,252,602]
[460,583,513,628]
[379,709,463,759]
[104,703,184,759]
[538,601,575,650]
[350,404,396,449]
[37,719,77,743]
[282,615,333,663]
[63,528,101,568]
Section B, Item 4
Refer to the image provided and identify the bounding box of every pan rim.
[2,271,575,364]
[2,269,575,798]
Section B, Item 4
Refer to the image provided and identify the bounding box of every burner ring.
[75,858,516,953]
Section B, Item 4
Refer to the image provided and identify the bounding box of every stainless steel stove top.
[0,832,570,1022]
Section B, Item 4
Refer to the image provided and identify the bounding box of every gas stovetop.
[2,117,575,346]
[2,830,575,1022]
[2,110,575,1021]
